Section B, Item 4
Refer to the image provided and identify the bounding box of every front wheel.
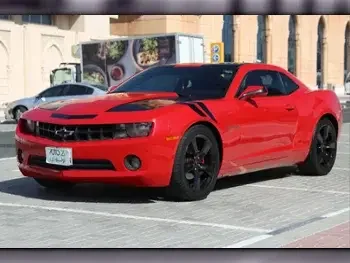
[298,118,337,175]
[167,125,221,201]
[14,106,27,122]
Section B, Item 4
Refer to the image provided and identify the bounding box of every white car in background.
[345,72,350,95]
[3,82,107,122]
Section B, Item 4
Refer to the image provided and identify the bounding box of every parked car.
[344,71,350,95]
[16,63,342,201]
[4,82,107,122]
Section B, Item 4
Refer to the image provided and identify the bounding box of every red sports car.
[15,63,343,201]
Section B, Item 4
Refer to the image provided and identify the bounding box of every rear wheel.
[167,125,220,201]
[298,118,337,175]
[34,178,75,190]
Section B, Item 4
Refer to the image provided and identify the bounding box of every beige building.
[0,15,349,106]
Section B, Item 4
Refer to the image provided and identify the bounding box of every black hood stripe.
[178,102,206,117]
[51,113,97,119]
[195,102,217,123]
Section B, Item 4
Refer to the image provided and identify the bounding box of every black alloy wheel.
[184,135,216,192]
[315,123,337,170]
[298,118,337,176]
[168,125,220,201]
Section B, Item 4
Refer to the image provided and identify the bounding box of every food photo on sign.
[81,35,176,86]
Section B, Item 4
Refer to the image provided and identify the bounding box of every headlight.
[114,122,153,138]
[21,119,36,134]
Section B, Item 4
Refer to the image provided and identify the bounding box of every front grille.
[28,155,115,171]
[37,122,120,142]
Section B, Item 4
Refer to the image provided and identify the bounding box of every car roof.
[151,62,283,70]
[52,82,106,88]
[164,62,246,67]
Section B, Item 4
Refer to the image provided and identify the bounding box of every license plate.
[45,147,73,166]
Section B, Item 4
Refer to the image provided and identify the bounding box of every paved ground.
[0,115,348,248]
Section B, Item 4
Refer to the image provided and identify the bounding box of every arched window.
[288,16,297,75]
[317,17,326,89]
[222,15,234,62]
[257,15,267,63]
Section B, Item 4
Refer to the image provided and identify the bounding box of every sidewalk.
[283,221,350,248]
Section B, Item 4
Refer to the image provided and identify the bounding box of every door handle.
[284,104,295,111]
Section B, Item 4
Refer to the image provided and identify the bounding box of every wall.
[0,15,117,105]
[1,15,350,106]
[234,15,350,89]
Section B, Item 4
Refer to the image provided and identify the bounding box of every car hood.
[8,96,36,108]
[38,92,181,115]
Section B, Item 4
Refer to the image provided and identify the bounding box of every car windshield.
[112,64,241,98]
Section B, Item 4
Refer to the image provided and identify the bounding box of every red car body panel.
[15,63,343,187]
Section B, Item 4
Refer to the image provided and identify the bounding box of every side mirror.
[238,85,268,100]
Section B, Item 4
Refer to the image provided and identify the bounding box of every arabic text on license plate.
[45,147,73,166]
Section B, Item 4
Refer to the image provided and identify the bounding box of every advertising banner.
[81,35,176,87]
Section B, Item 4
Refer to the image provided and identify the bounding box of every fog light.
[17,149,24,164]
[124,155,141,171]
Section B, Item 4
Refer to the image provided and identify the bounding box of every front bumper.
[15,131,178,187]
[4,107,14,120]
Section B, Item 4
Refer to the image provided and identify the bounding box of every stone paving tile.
[283,221,350,248]
[0,206,256,248]
[0,170,349,235]
[0,123,348,248]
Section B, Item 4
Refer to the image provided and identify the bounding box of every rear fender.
[295,90,342,153]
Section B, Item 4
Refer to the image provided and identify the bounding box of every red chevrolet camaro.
[15,63,343,201]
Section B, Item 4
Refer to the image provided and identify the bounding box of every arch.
[256,15,270,63]
[42,43,63,87]
[288,15,297,75]
[0,40,10,95]
[316,16,327,89]
[222,15,234,62]
[344,21,350,83]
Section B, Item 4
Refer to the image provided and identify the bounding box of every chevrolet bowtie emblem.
[55,128,74,139]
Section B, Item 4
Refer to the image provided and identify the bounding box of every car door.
[34,85,68,106]
[224,70,274,167]
[251,70,300,160]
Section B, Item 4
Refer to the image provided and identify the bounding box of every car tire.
[14,106,27,122]
[298,118,337,176]
[167,125,221,201]
[34,178,75,190]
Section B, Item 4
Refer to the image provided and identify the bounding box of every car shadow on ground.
[0,166,297,204]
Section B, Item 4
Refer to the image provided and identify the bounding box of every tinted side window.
[237,70,286,97]
[279,73,299,95]
[65,85,91,96]
[260,71,285,96]
[40,86,65,97]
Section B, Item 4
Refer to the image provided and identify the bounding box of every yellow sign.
[210,42,224,63]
